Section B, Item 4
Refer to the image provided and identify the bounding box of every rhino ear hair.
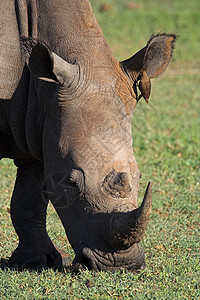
[120,33,177,81]
[21,38,79,84]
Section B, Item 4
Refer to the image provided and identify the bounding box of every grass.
[0,0,199,299]
[91,0,200,68]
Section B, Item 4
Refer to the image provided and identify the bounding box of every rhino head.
[22,30,176,271]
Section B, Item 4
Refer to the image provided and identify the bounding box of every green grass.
[91,0,200,68]
[0,0,199,299]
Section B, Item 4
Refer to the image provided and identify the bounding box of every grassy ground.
[0,0,199,299]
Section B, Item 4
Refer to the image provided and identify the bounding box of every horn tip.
[145,182,152,199]
[142,181,152,212]
[147,182,152,195]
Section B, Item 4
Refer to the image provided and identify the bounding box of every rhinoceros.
[0,0,176,271]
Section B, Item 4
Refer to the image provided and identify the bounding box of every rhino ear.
[143,33,177,78]
[21,38,79,84]
[120,33,177,81]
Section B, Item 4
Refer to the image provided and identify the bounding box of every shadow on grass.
[0,257,76,274]
[0,258,9,270]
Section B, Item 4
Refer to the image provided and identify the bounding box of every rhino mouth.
[72,243,145,271]
[72,182,152,271]
[44,173,151,271]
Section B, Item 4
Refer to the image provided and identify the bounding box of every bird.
[138,70,151,103]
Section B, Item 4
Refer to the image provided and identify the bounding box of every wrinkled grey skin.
[0,0,176,271]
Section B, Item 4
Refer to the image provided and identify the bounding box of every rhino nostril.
[114,172,129,186]
[102,170,131,198]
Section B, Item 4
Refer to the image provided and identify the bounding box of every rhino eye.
[69,169,85,196]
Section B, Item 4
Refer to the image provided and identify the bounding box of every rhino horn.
[109,182,152,249]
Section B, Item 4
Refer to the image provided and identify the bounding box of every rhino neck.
[36,0,114,65]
